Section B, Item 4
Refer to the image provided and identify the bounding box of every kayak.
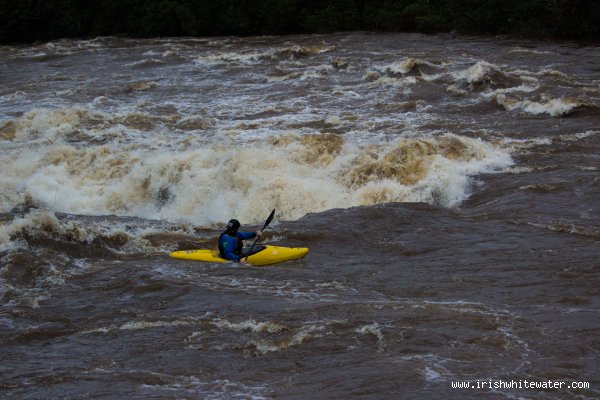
[169,245,309,266]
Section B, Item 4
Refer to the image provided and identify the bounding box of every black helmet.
[226,219,240,232]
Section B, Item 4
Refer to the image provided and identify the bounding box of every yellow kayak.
[169,245,309,266]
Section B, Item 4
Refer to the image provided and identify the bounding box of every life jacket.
[218,231,243,258]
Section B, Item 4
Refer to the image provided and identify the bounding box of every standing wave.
[0,108,512,225]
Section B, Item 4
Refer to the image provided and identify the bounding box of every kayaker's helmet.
[226,219,240,233]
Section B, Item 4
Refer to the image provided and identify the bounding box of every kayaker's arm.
[236,231,257,240]
[237,231,263,240]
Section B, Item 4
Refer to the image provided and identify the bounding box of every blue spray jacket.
[218,231,256,261]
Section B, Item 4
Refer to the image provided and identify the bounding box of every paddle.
[245,209,275,261]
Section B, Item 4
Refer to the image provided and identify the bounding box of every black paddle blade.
[261,209,275,231]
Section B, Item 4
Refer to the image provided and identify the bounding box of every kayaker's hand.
[256,230,263,238]
[239,259,249,265]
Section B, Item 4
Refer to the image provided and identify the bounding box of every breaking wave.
[0,108,512,226]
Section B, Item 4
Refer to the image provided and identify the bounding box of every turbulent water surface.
[0,33,599,399]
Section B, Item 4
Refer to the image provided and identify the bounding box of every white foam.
[453,61,501,84]
[382,58,419,75]
[423,366,443,382]
[356,322,385,348]
[212,318,286,333]
[496,94,579,116]
[481,83,539,99]
[0,209,191,253]
[0,109,513,226]
[250,324,324,354]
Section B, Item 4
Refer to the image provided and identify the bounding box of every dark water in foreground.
[0,33,599,399]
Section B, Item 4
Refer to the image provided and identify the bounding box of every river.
[1,32,599,399]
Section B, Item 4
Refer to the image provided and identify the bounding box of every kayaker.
[218,219,263,263]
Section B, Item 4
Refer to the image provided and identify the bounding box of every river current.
[0,33,599,399]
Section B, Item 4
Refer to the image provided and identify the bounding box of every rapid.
[0,33,599,399]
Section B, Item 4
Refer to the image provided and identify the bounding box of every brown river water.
[0,32,599,399]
